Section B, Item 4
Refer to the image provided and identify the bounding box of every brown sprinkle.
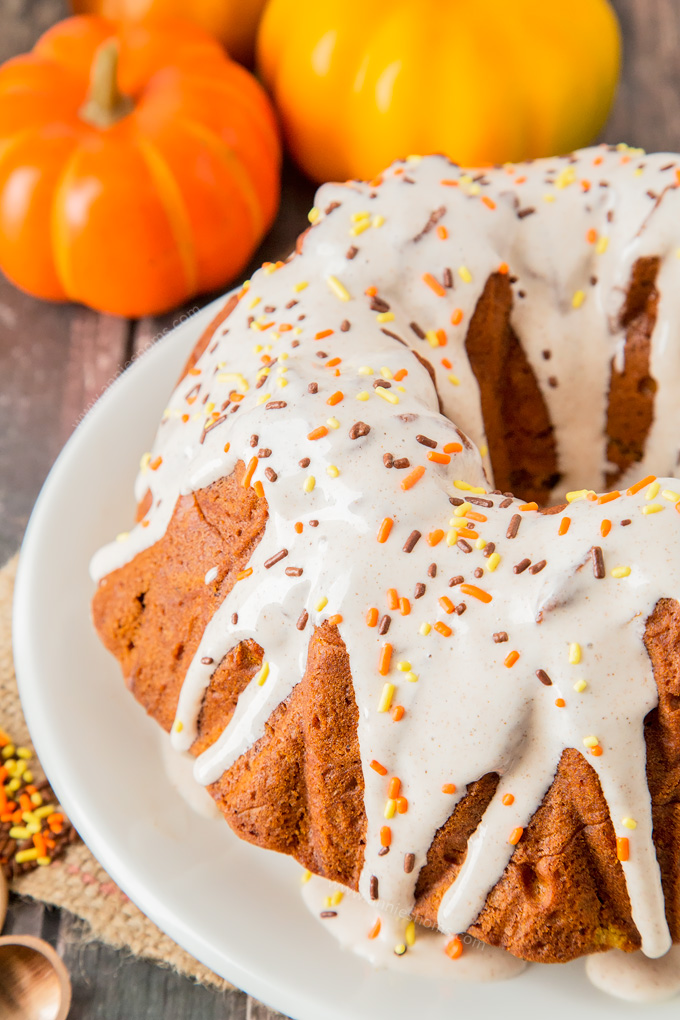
[264,549,288,569]
[285,566,303,577]
[506,514,521,539]
[296,610,309,631]
[592,546,605,579]
[529,560,546,574]
[416,434,437,449]
[404,853,415,874]
[403,530,421,553]
[536,669,553,686]
[493,632,509,643]
[414,582,426,599]
[370,875,379,900]
[514,558,531,574]
[349,421,371,440]
[264,467,277,482]
[378,614,391,635]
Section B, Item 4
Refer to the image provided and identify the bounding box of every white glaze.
[586,945,680,1003]
[92,146,680,974]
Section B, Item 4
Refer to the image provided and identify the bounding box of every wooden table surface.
[1,1,679,1016]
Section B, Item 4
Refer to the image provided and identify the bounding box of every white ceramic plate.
[12,298,678,1019]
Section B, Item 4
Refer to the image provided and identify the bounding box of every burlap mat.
[0,554,232,992]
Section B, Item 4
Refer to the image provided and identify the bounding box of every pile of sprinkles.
[92,145,680,970]
[0,728,75,879]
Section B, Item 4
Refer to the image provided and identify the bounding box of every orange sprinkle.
[590,744,603,757]
[581,179,591,192]
[462,529,479,540]
[436,225,448,239]
[181,414,190,423]
[435,328,447,346]
[328,614,343,626]
[223,442,230,452]
[392,705,405,722]
[241,456,258,489]
[380,826,392,847]
[378,643,393,676]
[278,323,293,331]
[450,308,464,326]
[327,391,344,406]
[502,793,515,806]
[441,358,452,369]
[434,621,452,637]
[0,732,10,748]
[368,919,382,940]
[627,474,656,496]
[365,285,377,297]
[465,510,487,523]
[596,490,620,505]
[558,516,571,536]
[33,833,47,857]
[388,777,402,799]
[497,261,509,274]
[399,597,411,616]
[519,502,538,512]
[377,517,394,543]
[422,272,446,297]
[150,456,162,471]
[617,836,630,862]
[393,369,408,382]
[443,442,463,454]
[236,567,253,581]
[366,607,379,628]
[504,650,520,668]
[428,451,451,465]
[601,519,612,538]
[442,783,457,795]
[396,797,408,814]
[401,465,426,490]
[459,583,492,603]
[445,936,463,960]
[253,480,265,499]
[439,596,455,614]
[315,329,334,340]
[515,175,527,184]
[19,794,32,812]
[307,426,328,441]
[427,529,444,546]
[370,760,388,776]
[509,827,524,845]
[440,178,460,187]
[387,588,399,610]
[295,522,303,534]
[326,357,341,367]
[482,196,497,210]
[555,698,566,708]
[586,227,598,244]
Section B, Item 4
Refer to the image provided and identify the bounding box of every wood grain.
[0,1,676,1017]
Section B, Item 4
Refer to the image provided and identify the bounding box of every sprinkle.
[502,794,515,806]
[396,797,408,814]
[392,706,405,722]
[375,386,399,404]
[254,662,270,686]
[349,421,371,439]
[370,760,388,776]
[399,597,411,616]
[380,826,392,847]
[439,596,455,614]
[419,622,431,636]
[442,783,457,795]
[427,529,444,546]
[597,490,621,505]
[315,329,334,340]
[241,457,258,488]
[370,876,379,900]
[508,827,524,846]
[428,451,451,465]
[387,588,399,610]
[574,679,588,693]
[303,476,316,493]
[384,799,396,819]
[519,502,538,512]
[568,643,581,665]
[326,417,340,429]
[327,275,350,301]
[514,558,531,574]
[368,919,381,939]
[611,565,631,578]
[294,281,308,293]
[401,466,425,490]
[504,651,520,668]
[572,290,585,309]
[264,549,288,569]
[434,621,452,637]
[236,567,253,581]
[536,669,552,686]
[506,514,521,539]
[366,608,379,627]
[617,837,630,862]
[601,519,612,537]
[444,442,463,454]
[356,391,370,401]
[583,735,599,748]
[596,236,609,255]
[662,489,680,502]
[422,272,446,297]
[627,474,656,496]
[558,516,571,536]
[566,488,589,502]
[403,530,421,553]
[315,596,328,611]
[642,503,664,514]
[377,518,394,543]
[646,481,661,500]
[555,698,566,708]
[327,391,343,406]
[307,426,328,441]
[458,265,472,283]
[378,644,393,676]
[445,937,463,960]
[487,553,501,572]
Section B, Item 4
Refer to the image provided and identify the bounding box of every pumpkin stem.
[80,40,133,129]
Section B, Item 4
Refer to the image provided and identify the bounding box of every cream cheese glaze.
[92,145,680,980]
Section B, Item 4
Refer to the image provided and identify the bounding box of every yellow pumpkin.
[72,0,268,64]
[258,0,621,183]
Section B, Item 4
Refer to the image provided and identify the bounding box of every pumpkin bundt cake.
[92,146,680,970]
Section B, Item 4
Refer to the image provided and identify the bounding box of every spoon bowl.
[0,934,72,1020]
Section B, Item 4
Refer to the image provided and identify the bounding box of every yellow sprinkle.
[376,311,395,323]
[37,857,51,867]
[327,275,351,302]
[33,805,55,820]
[378,683,395,713]
[29,791,41,805]
[642,503,663,514]
[248,296,261,309]
[566,488,590,502]
[405,921,416,947]
[480,445,488,457]
[293,281,308,293]
[475,538,487,550]
[279,351,289,361]
[351,211,370,222]
[7,778,20,792]
[596,236,609,255]
[252,344,263,354]
[303,476,316,493]
[568,643,581,665]
[404,672,419,683]
[468,183,481,196]
[396,385,406,393]
[375,387,399,404]
[453,502,471,517]
[384,798,397,819]
[326,465,339,478]
[15,848,39,864]
[9,826,30,840]
[256,393,271,406]
[645,481,660,500]
[308,206,320,223]
[662,489,680,502]
[446,529,458,546]
[358,366,373,375]
[572,290,585,309]
[543,193,556,203]
[380,367,393,379]
[611,565,631,578]
[15,747,32,760]
[454,481,486,494]
[583,735,599,748]
[330,891,344,906]
[115,532,129,543]
[277,378,288,388]
[555,166,576,189]
[622,817,637,830]
[139,452,151,472]
[350,220,371,236]
[425,331,440,348]
[301,869,312,884]
[459,174,473,184]
[372,214,385,227]
[458,265,473,284]
[263,263,277,275]
[356,391,370,401]
[448,374,460,386]
[633,167,644,177]
[487,552,501,572]
[419,623,431,636]
[293,327,303,335]
[574,679,588,693]
[394,943,406,956]
[173,720,184,733]
[397,661,412,672]
[255,662,270,686]
[325,418,341,431]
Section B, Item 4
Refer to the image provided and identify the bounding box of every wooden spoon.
[0,871,72,1020]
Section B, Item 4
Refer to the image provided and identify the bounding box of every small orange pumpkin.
[0,16,280,317]
[71,0,268,66]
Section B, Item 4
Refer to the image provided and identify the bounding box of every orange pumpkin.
[0,16,280,317]
[258,0,621,184]
[71,0,268,66]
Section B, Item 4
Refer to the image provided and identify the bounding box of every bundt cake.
[91,145,680,971]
